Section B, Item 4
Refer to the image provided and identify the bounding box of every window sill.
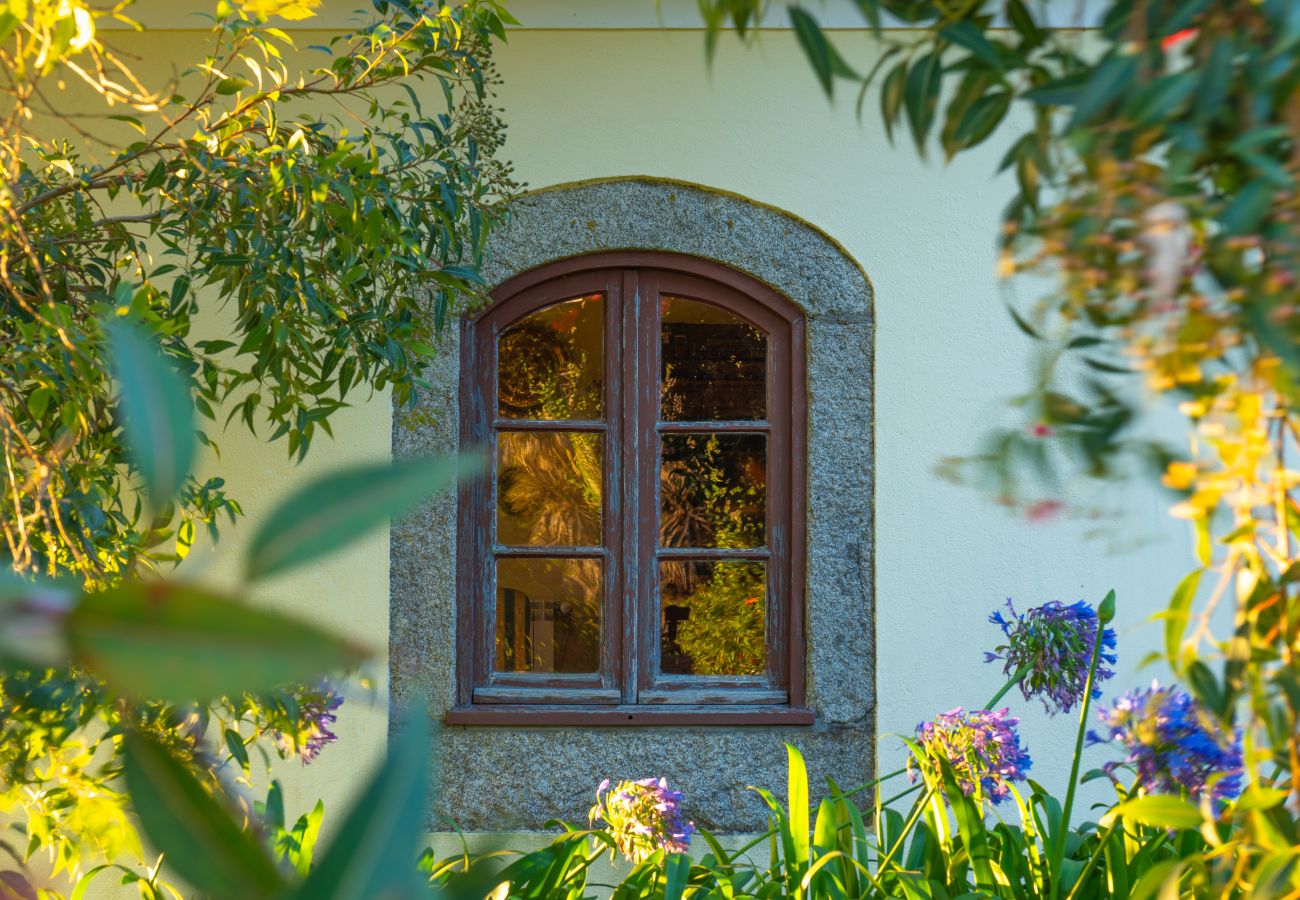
[443,705,816,727]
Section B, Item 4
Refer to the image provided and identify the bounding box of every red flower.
[1161,28,1198,52]
[1026,499,1064,523]
[1031,423,1053,438]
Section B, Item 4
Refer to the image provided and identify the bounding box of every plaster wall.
[82,3,1190,867]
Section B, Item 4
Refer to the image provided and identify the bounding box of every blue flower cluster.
[1088,682,1243,804]
[987,598,1117,715]
[272,680,343,765]
[589,777,695,864]
[909,707,1032,805]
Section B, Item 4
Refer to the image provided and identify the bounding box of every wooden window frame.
[449,251,810,726]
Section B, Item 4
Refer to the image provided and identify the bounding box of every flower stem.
[1048,610,1109,900]
[842,767,907,798]
[985,662,1033,710]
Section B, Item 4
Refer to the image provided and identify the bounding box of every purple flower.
[908,707,1032,805]
[1088,682,1242,805]
[986,598,1117,715]
[271,680,343,765]
[589,777,695,863]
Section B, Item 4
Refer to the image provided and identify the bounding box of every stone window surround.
[391,177,875,831]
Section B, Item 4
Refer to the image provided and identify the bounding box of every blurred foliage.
[0,0,512,891]
[0,0,515,583]
[698,0,1300,895]
[1,316,470,895]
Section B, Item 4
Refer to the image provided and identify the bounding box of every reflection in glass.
[660,560,765,676]
[661,296,766,421]
[498,294,603,419]
[498,432,602,547]
[660,433,765,548]
[495,557,601,673]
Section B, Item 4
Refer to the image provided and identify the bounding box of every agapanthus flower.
[986,598,1117,715]
[908,707,1031,805]
[270,680,343,765]
[589,777,695,863]
[1088,682,1242,805]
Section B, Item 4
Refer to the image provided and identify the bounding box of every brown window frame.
[449,251,810,726]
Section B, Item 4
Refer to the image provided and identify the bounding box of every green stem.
[1063,779,1137,900]
[1061,820,1116,900]
[879,781,923,808]
[986,662,1033,710]
[874,781,936,874]
[842,767,907,798]
[1048,621,1108,900]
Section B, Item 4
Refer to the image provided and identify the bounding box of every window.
[450,251,808,724]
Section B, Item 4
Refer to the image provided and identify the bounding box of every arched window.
[451,251,808,723]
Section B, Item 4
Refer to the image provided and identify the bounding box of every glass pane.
[660,433,765,548]
[660,560,766,676]
[498,294,603,419]
[495,557,601,673]
[661,296,766,421]
[498,432,602,547]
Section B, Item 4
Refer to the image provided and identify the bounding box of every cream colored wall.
[84,6,1190,874]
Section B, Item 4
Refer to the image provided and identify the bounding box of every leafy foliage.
[1,316,475,895]
[0,0,513,874]
[696,1,1300,895]
[0,0,515,583]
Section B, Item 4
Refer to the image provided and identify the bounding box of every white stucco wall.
[79,0,1194,877]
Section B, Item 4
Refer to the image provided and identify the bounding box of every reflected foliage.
[660,433,765,549]
[498,295,603,420]
[497,432,602,547]
[661,560,765,676]
[660,296,766,421]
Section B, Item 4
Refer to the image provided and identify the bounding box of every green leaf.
[786,743,810,867]
[1127,71,1198,124]
[940,21,1003,71]
[1232,786,1287,813]
[904,51,942,154]
[1104,795,1203,830]
[949,90,1011,156]
[246,453,481,581]
[1195,38,1233,122]
[1007,304,1041,340]
[664,852,691,900]
[1220,179,1274,235]
[788,6,856,97]
[1068,52,1139,129]
[105,318,196,504]
[215,76,252,95]
[1164,569,1202,670]
[1005,0,1044,48]
[880,59,909,143]
[68,582,365,703]
[123,731,284,898]
[1024,72,1089,107]
[291,709,430,899]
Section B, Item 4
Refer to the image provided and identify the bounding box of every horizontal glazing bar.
[494,545,607,558]
[657,420,770,432]
[493,419,606,432]
[656,547,769,559]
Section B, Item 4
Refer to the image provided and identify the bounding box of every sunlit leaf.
[68,581,366,702]
[123,731,284,897]
[290,708,429,898]
[105,318,196,504]
[245,453,481,581]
